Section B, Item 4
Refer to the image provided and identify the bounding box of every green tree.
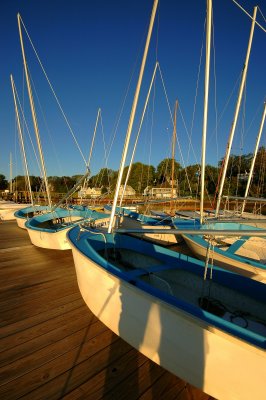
[205,165,219,195]
[122,162,155,193]
[252,146,266,197]
[30,176,43,192]
[179,164,200,196]
[156,158,182,184]
[89,168,114,189]
[0,174,8,190]
[71,174,83,183]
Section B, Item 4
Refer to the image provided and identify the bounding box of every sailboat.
[67,224,266,400]
[203,101,266,227]
[103,66,180,246]
[173,8,266,281]
[66,1,266,399]
[8,73,52,229]
[15,15,110,249]
[26,207,109,250]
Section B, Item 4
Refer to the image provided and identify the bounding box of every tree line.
[0,146,265,198]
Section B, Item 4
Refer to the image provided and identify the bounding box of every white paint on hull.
[26,226,71,250]
[15,217,27,229]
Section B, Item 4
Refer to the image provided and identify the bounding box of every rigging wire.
[231,0,266,33]
[13,80,43,177]
[28,67,66,182]
[188,18,205,167]
[19,15,87,167]
[211,14,219,166]
[105,19,151,170]
[157,64,192,194]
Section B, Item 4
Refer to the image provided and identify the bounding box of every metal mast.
[241,101,266,214]
[10,74,34,205]
[17,13,52,208]
[215,7,257,217]
[108,0,159,233]
[200,0,212,225]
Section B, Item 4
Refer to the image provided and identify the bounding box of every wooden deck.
[0,220,214,400]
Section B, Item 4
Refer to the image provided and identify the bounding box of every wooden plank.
[0,279,79,313]
[61,348,149,399]
[0,329,119,399]
[139,372,188,400]
[0,294,83,337]
[0,292,82,329]
[0,319,108,384]
[0,220,212,399]
[0,306,98,363]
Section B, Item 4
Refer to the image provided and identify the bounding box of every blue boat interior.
[14,205,51,219]
[68,226,266,349]
[25,209,108,232]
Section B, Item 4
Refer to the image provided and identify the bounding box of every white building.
[118,185,136,197]
[78,187,102,198]
[143,186,177,198]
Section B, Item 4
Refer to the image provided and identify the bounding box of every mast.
[108,0,159,233]
[80,108,101,201]
[171,100,178,197]
[17,13,52,208]
[10,74,34,205]
[87,108,101,167]
[170,100,178,213]
[9,153,13,194]
[215,6,257,217]
[241,101,266,214]
[200,0,212,225]
[119,62,159,206]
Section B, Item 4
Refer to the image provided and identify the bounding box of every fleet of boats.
[1,0,265,399]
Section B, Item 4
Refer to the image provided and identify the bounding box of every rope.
[29,67,67,184]
[157,64,193,195]
[199,236,214,307]
[19,16,87,166]
[14,82,42,175]
[231,0,266,33]
[187,19,204,167]
[211,18,219,167]
[99,112,112,190]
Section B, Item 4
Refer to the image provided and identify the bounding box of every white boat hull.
[70,243,266,400]
[15,217,27,229]
[26,225,72,250]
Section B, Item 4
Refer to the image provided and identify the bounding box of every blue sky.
[0,0,265,181]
